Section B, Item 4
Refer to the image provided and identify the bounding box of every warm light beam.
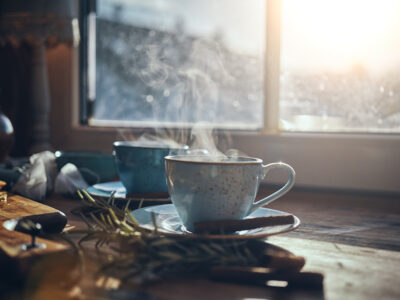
[282,0,400,73]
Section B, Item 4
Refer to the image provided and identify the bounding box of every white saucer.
[131,204,300,240]
[89,181,126,198]
[87,181,126,198]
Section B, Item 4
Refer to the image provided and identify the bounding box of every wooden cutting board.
[0,194,77,285]
[0,194,59,221]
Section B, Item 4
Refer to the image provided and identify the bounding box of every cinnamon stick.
[246,240,305,271]
[194,214,295,233]
[0,180,6,189]
[209,266,324,290]
[260,252,306,271]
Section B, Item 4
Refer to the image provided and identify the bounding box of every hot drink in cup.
[164,155,295,232]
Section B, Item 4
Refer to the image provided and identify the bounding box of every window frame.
[49,0,400,194]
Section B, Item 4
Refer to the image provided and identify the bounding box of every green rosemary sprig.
[70,190,261,284]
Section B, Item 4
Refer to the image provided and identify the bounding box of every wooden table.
[4,187,400,299]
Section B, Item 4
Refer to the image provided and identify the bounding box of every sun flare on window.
[283,0,400,72]
[281,0,400,132]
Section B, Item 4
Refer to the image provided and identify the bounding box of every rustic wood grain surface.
[1,187,399,300]
[264,187,400,251]
[0,194,66,257]
[0,194,58,221]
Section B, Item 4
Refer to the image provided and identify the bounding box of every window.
[82,0,265,129]
[280,0,400,133]
[74,0,400,193]
[82,0,400,133]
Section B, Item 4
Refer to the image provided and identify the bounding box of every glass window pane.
[280,0,400,132]
[92,0,266,129]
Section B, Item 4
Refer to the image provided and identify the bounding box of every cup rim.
[113,141,187,150]
[164,155,262,165]
[55,150,112,158]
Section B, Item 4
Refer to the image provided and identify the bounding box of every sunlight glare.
[283,0,400,72]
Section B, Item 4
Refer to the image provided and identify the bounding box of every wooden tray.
[0,194,77,285]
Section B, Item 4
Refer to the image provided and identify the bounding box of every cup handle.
[248,162,295,214]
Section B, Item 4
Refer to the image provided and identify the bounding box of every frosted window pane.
[280,0,400,132]
[93,0,265,129]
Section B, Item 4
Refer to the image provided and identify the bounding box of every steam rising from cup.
[117,37,248,157]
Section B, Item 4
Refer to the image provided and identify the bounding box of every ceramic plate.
[131,204,300,240]
[86,181,170,203]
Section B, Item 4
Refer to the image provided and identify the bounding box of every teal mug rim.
[113,141,188,151]
[55,150,113,158]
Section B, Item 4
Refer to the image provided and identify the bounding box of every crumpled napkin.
[54,163,89,196]
[12,151,89,201]
[12,151,57,202]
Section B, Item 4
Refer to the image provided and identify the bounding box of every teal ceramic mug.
[55,151,117,185]
[113,141,188,194]
[165,155,295,232]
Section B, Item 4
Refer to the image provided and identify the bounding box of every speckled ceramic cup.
[165,155,295,232]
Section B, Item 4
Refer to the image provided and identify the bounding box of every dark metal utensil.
[18,221,46,250]
[2,211,67,235]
